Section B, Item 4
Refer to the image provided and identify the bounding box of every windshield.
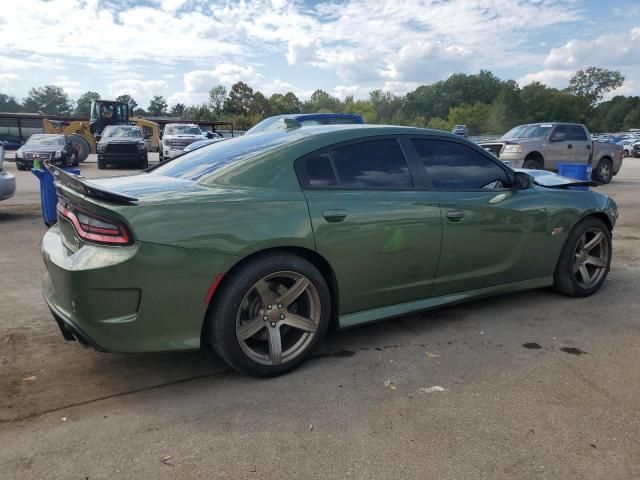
[503,124,552,139]
[26,135,64,146]
[164,125,202,135]
[150,132,293,182]
[103,126,142,138]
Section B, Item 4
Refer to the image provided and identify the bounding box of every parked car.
[160,123,207,161]
[97,125,149,170]
[451,124,468,137]
[43,125,617,377]
[0,144,16,201]
[0,134,24,150]
[632,142,640,158]
[245,113,364,135]
[14,134,79,170]
[618,139,640,157]
[182,137,227,154]
[479,123,623,183]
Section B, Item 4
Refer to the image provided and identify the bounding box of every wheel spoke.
[267,327,282,364]
[237,316,265,341]
[282,312,318,333]
[584,231,604,252]
[578,264,591,285]
[585,255,606,268]
[572,256,581,274]
[254,279,274,306]
[277,277,309,307]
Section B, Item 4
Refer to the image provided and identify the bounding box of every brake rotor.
[68,134,91,163]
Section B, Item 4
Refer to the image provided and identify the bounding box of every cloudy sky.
[0,0,638,109]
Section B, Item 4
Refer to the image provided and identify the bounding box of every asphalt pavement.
[1,156,639,479]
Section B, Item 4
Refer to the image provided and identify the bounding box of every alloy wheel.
[235,271,321,366]
[572,228,610,289]
[598,162,611,182]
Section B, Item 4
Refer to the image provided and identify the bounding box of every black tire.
[523,155,543,170]
[159,150,164,162]
[624,149,630,158]
[98,159,106,170]
[72,152,79,167]
[553,217,611,297]
[592,158,613,184]
[208,253,331,377]
[139,157,149,169]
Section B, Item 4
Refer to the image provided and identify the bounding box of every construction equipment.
[43,100,160,162]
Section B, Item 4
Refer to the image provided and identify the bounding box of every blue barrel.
[32,168,81,226]
[556,163,591,191]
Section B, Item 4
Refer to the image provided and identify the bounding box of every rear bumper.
[41,223,237,352]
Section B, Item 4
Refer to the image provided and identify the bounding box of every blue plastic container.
[32,168,81,226]
[556,163,591,191]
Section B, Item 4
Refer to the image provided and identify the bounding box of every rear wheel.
[553,217,611,297]
[592,158,613,184]
[208,253,331,377]
[97,159,106,170]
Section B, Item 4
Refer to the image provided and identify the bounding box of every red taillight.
[57,202,132,245]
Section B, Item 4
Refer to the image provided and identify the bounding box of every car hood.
[99,136,144,144]
[516,168,597,188]
[498,137,542,145]
[19,144,62,152]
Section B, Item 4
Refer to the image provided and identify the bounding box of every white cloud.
[518,69,573,89]
[0,73,18,92]
[107,79,169,109]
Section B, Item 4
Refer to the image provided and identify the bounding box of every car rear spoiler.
[45,163,138,204]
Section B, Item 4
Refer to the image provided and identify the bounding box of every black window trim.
[405,135,516,192]
[294,135,426,192]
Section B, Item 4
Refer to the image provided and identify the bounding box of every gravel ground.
[1,156,639,479]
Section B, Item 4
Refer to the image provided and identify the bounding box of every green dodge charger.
[42,125,617,376]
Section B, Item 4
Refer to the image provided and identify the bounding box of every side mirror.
[514,171,533,190]
[550,132,566,142]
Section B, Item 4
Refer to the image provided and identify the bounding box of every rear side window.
[300,139,414,189]
[411,138,509,190]
[567,125,588,141]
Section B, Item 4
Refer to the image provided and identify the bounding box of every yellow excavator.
[43,100,160,162]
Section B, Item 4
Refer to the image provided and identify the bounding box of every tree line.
[0,67,637,134]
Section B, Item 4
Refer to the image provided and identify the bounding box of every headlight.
[137,143,146,151]
[16,151,23,159]
[97,144,106,152]
[163,138,170,146]
[55,150,63,158]
[503,144,523,153]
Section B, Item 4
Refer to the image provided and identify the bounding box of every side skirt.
[338,276,553,329]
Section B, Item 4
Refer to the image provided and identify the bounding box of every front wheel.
[592,158,613,184]
[523,157,543,170]
[208,253,331,377]
[97,159,106,170]
[554,217,611,297]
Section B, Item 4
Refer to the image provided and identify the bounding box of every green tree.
[115,94,138,113]
[133,107,147,116]
[147,95,168,116]
[208,85,227,118]
[22,85,73,115]
[224,81,255,116]
[623,108,640,130]
[269,92,302,115]
[369,90,403,123]
[252,91,270,116]
[426,117,451,131]
[75,91,100,117]
[303,89,341,113]
[447,102,491,135]
[0,93,21,112]
[170,103,186,117]
[566,67,625,106]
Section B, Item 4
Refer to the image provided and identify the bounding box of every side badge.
[552,226,564,236]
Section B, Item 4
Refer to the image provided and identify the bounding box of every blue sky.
[0,0,638,109]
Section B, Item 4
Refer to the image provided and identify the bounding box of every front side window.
[411,138,510,190]
[300,139,413,189]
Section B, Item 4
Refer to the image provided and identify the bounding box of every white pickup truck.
[160,123,207,161]
[480,123,623,184]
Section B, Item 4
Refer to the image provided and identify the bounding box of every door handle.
[323,209,348,223]
[567,144,573,149]
[446,210,465,222]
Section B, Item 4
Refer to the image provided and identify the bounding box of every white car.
[619,139,640,157]
[0,144,16,201]
[160,124,207,161]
